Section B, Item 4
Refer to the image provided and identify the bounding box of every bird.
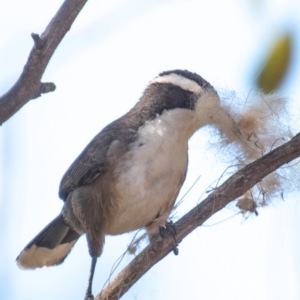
[17,69,224,299]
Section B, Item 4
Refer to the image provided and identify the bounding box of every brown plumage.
[17,70,223,299]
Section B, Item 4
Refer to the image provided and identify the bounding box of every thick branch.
[0,0,88,125]
[97,133,300,300]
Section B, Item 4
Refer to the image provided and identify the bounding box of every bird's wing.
[58,122,134,200]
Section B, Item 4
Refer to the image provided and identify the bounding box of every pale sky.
[1,0,300,299]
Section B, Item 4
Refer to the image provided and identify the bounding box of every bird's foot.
[159,221,179,255]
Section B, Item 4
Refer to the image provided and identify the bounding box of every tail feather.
[17,214,81,269]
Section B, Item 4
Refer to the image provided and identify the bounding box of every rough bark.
[97,133,300,300]
[0,0,88,125]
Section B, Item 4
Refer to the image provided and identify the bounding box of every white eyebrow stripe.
[150,73,203,94]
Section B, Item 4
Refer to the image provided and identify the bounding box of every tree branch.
[97,132,300,300]
[0,0,88,125]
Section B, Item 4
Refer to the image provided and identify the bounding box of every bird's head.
[134,70,223,131]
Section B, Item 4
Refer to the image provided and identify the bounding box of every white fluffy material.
[207,90,299,206]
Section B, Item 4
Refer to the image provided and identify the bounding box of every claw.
[159,221,179,255]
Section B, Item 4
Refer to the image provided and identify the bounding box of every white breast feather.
[108,91,223,234]
[107,109,190,234]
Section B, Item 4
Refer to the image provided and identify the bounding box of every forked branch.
[0,0,88,125]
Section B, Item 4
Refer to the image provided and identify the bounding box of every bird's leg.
[84,256,97,300]
[159,221,179,255]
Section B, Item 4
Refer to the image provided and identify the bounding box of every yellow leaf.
[256,34,292,93]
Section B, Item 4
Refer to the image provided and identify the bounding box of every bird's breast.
[107,109,192,235]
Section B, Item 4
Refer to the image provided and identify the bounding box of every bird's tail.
[17,214,81,269]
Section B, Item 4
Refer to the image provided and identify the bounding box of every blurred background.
[0,0,300,299]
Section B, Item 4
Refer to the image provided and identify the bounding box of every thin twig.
[0,0,88,125]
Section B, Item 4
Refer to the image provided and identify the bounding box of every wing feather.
[58,121,137,200]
